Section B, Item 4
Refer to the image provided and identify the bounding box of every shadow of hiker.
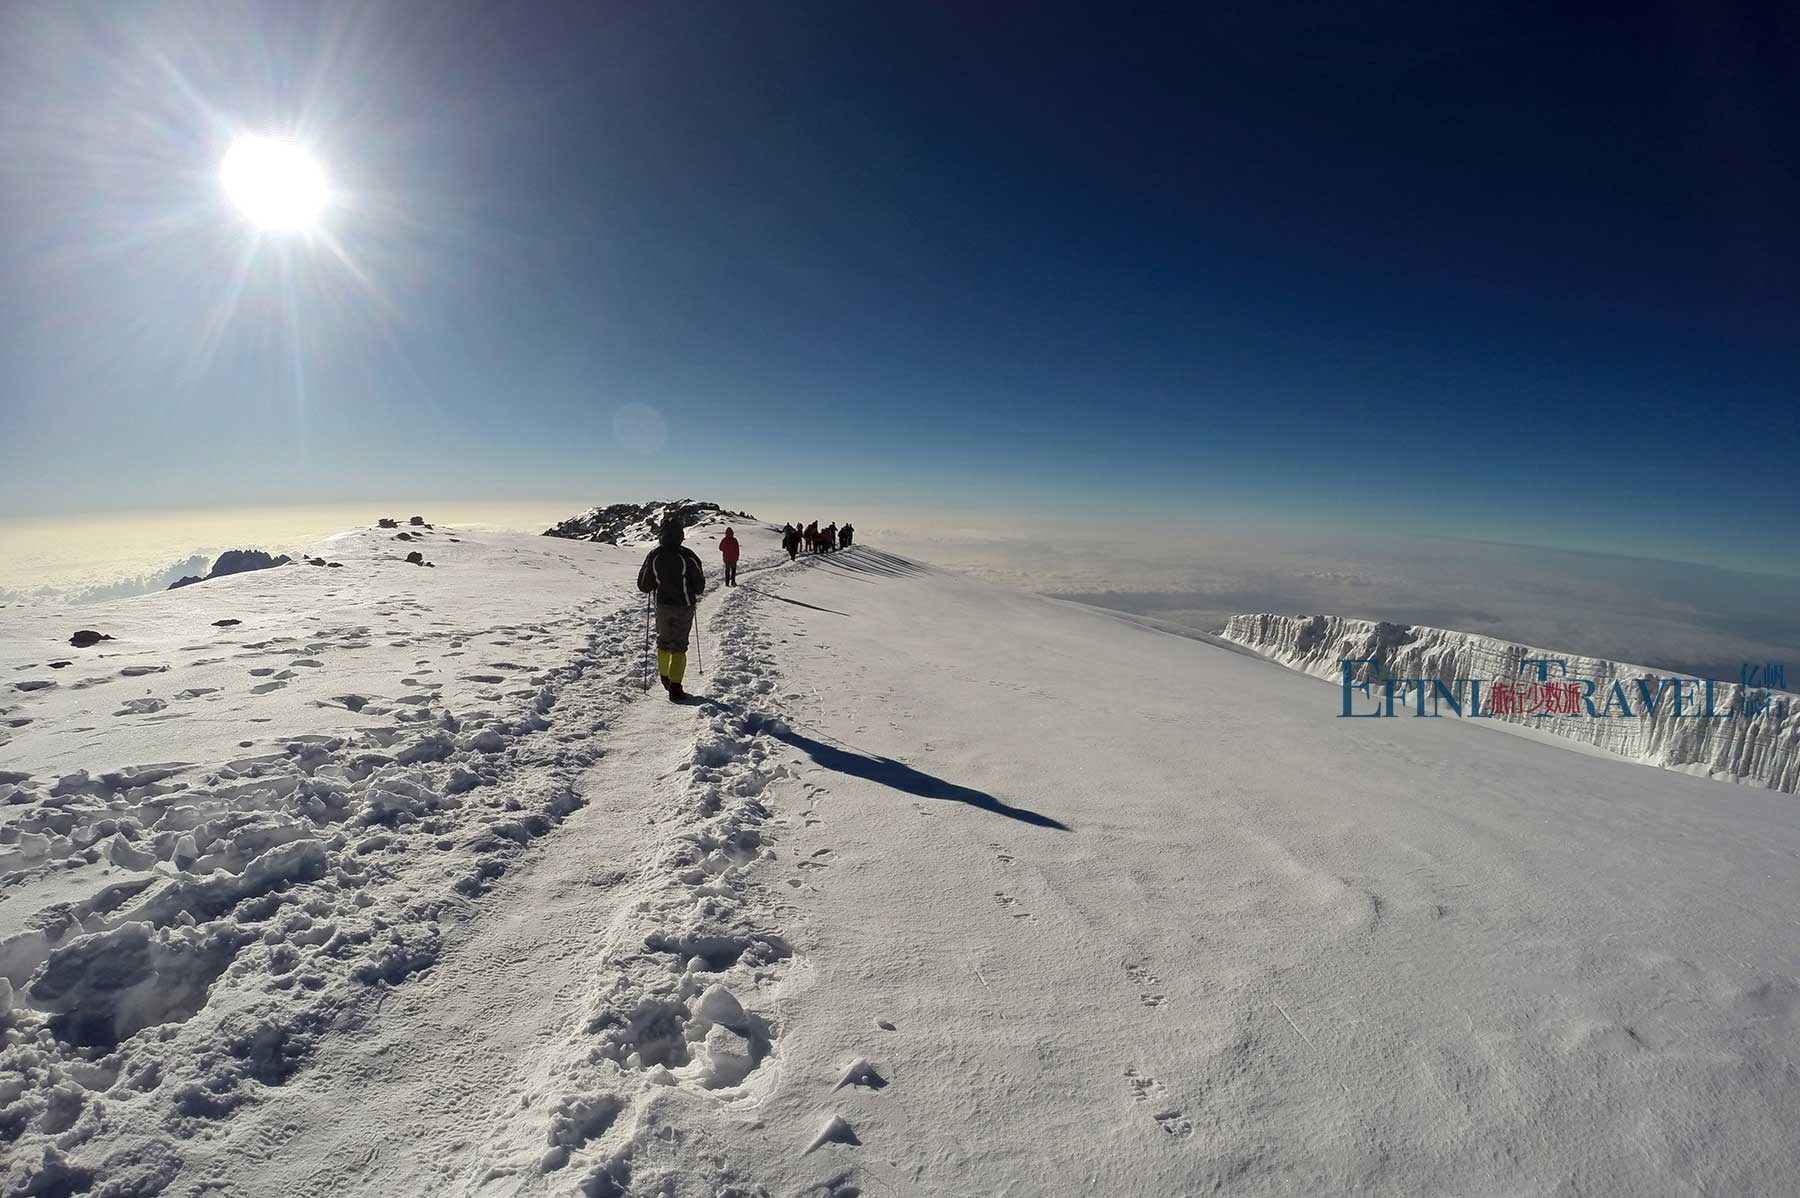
[770,726,1070,831]
[738,585,850,617]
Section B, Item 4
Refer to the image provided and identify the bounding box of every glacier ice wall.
[1221,613,1800,794]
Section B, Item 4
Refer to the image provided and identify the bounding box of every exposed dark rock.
[212,619,241,627]
[543,500,754,545]
[326,562,344,568]
[165,550,292,590]
[48,661,72,669]
[304,557,328,567]
[405,551,425,565]
[394,531,413,541]
[69,630,114,648]
[209,550,292,578]
[377,518,398,529]
[408,515,426,526]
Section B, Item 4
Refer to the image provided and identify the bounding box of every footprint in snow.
[1123,1069,1193,1138]
[994,893,1035,922]
[1125,963,1168,1009]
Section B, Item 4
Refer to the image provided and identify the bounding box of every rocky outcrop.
[1222,613,1800,793]
[165,550,292,590]
[544,500,754,546]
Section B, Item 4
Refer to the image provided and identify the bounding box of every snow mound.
[543,499,755,546]
[1222,612,1800,792]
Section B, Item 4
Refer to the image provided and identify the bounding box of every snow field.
[4,520,1799,1196]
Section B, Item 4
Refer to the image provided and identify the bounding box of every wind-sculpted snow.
[1221,613,1800,793]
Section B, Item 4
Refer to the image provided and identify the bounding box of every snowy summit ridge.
[4,524,1800,1194]
[543,500,755,547]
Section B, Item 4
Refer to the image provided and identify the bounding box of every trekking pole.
[642,593,653,690]
[693,604,704,676]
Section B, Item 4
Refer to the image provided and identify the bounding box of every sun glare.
[220,136,328,232]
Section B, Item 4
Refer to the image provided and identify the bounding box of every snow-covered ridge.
[543,500,755,546]
[1221,613,1800,793]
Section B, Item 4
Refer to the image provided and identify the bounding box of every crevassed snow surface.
[2,524,1798,1195]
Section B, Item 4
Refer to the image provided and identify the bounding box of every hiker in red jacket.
[719,527,740,587]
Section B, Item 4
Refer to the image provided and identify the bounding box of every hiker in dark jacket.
[782,524,800,561]
[636,520,706,701]
[838,523,854,549]
[823,523,837,553]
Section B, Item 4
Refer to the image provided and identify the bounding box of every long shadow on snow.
[737,584,850,617]
[810,548,930,582]
[769,726,1070,831]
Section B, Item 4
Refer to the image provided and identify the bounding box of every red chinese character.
[1489,681,1528,715]
[1542,682,1581,715]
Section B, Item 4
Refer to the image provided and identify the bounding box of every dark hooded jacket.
[637,526,705,606]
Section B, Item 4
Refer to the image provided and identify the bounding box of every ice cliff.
[1222,613,1800,794]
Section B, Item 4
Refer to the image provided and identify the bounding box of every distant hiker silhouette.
[719,526,740,587]
[782,524,800,561]
[839,523,854,548]
[637,519,705,701]
[823,523,838,553]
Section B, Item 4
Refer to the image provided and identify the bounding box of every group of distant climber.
[636,516,857,701]
[780,520,853,560]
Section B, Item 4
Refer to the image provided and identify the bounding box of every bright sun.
[220,136,329,232]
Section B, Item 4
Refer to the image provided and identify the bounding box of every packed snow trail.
[198,680,704,1194]
[187,538,809,1197]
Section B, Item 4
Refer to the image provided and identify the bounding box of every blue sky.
[2,1,1796,572]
